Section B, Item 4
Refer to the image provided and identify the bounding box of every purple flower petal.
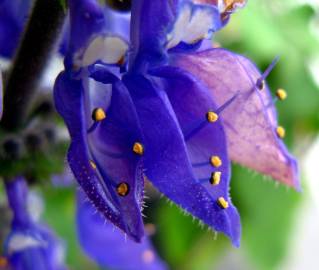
[76,191,167,270]
[173,48,300,189]
[54,71,145,241]
[0,0,32,58]
[130,1,221,70]
[123,73,240,246]
[150,66,241,246]
[130,0,175,70]
[68,0,105,58]
[104,3,130,38]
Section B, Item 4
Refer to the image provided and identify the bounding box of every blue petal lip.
[123,73,241,246]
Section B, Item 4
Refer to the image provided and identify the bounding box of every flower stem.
[1,0,66,131]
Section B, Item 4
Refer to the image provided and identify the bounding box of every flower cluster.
[0,0,300,269]
[54,0,299,248]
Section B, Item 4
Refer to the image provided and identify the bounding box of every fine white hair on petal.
[7,234,46,254]
[76,35,129,67]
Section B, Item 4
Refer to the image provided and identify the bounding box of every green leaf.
[42,187,99,270]
[231,165,302,270]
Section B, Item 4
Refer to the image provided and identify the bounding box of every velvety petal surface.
[54,71,145,241]
[173,48,299,189]
[77,191,167,270]
[123,74,240,246]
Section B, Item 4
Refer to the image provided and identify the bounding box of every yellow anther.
[133,142,144,155]
[207,112,219,123]
[276,88,287,100]
[116,182,130,197]
[210,156,222,168]
[210,171,221,186]
[92,108,106,121]
[257,80,265,90]
[89,160,97,169]
[217,197,229,209]
[276,126,286,139]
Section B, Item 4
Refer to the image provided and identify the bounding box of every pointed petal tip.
[285,153,301,192]
[125,221,145,243]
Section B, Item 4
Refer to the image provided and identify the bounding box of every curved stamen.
[255,56,279,91]
[87,121,100,134]
[192,161,210,168]
[184,92,238,141]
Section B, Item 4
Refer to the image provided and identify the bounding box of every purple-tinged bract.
[173,49,300,189]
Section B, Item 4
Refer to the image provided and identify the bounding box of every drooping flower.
[55,0,146,242]
[128,0,299,189]
[3,177,67,270]
[54,0,299,248]
[77,191,167,270]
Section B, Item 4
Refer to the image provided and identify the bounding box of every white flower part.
[7,234,46,254]
[27,191,44,222]
[166,3,218,49]
[53,242,66,266]
[217,0,246,13]
[75,35,129,68]
[166,4,192,49]
[183,7,215,43]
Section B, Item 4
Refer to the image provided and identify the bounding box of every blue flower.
[54,0,299,248]
[77,190,167,270]
[3,177,67,270]
[0,0,32,58]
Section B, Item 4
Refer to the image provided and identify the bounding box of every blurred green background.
[2,0,319,269]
